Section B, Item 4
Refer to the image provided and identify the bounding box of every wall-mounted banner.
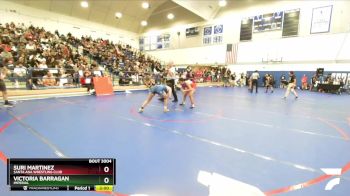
[139,37,144,45]
[203,25,223,45]
[139,37,145,51]
[155,34,170,50]
[157,35,163,49]
[203,26,212,36]
[157,35,163,42]
[163,34,170,49]
[214,25,223,34]
[186,27,199,37]
[310,5,333,34]
[213,36,223,44]
[139,36,149,51]
[139,34,170,51]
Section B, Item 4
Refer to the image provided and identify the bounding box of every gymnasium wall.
[142,44,226,65]
[0,1,138,48]
[144,0,350,71]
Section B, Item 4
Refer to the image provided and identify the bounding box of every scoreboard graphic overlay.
[7,158,116,191]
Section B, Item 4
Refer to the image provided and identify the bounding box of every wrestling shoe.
[4,102,14,107]
[138,107,144,113]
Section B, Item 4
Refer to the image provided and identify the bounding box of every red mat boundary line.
[0,151,7,164]
[264,161,350,195]
[317,117,350,141]
[1,99,350,196]
[0,102,129,196]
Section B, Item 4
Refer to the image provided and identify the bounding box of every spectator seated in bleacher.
[37,58,48,69]
[118,71,131,86]
[42,71,57,87]
[13,62,27,88]
[58,68,75,87]
[1,21,165,91]
[0,47,13,66]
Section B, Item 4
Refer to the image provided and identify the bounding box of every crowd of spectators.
[177,66,247,87]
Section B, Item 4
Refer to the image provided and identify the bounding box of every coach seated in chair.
[91,63,104,77]
[59,69,74,87]
[118,72,131,86]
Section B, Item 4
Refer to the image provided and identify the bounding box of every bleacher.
[0,22,164,91]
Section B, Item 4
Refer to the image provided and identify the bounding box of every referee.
[250,70,260,93]
[165,64,178,102]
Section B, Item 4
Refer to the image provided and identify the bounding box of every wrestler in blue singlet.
[149,85,168,95]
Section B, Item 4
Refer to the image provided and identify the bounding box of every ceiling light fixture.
[80,1,89,8]
[218,0,227,7]
[141,20,148,26]
[167,13,175,20]
[142,2,150,9]
[115,12,122,19]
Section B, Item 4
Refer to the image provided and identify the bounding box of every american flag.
[225,43,238,64]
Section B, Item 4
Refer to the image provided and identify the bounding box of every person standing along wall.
[222,68,230,87]
[265,74,274,93]
[240,73,246,87]
[301,74,308,90]
[250,70,260,93]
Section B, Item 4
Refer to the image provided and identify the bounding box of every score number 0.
[103,166,110,184]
